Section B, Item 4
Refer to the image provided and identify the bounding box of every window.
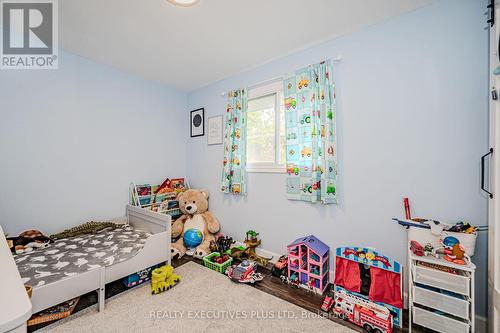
[246,81,285,173]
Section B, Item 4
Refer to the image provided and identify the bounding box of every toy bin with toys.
[203,252,233,274]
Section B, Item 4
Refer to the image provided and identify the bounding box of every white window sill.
[246,167,285,174]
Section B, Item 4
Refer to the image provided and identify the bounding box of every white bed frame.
[30,205,171,314]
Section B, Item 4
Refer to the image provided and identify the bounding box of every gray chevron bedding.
[14,224,151,286]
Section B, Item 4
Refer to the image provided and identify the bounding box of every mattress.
[14,225,151,287]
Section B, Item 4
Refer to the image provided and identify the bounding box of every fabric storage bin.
[413,265,469,296]
[408,227,440,246]
[413,306,470,333]
[413,285,469,318]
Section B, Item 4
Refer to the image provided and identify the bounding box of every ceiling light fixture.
[167,0,200,7]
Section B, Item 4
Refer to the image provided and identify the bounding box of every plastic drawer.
[413,306,470,333]
[413,285,469,318]
[413,265,470,296]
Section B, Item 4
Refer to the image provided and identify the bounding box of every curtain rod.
[220,55,342,97]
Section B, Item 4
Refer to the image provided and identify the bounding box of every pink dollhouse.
[287,235,329,294]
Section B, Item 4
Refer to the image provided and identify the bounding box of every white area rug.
[40,262,354,333]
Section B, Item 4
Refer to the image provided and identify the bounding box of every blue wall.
[0,51,188,234]
[187,0,489,316]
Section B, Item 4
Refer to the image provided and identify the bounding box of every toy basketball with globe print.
[183,228,203,249]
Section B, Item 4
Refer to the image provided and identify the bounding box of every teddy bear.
[171,189,220,259]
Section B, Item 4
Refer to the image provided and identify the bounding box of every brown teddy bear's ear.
[200,189,209,199]
[176,191,185,200]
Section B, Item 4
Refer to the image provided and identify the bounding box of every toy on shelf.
[151,265,181,295]
[228,230,273,266]
[334,246,403,328]
[271,255,288,278]
[333,290,393,333]
[226,260,264,284]
[409,240,437,258]
[287,235,330,294]
[130,178,190,219]
[441,236,466,265]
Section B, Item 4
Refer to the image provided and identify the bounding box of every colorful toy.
[50,222,118,240]
[333,290,393,333]
[228,230,272,266]
[442,236,466,265]
[183,228,203,249]
[321,285,335,312]
[151,265,181,294]
[271,255,288,278]
[203,252,233,274]
[334,247,403,328]
[287,235,329,294]
[171,189,220,259]
[409,240,424,256]
[123,265,157,288]
[209,235,235,254]
[226,260,264,284]
[7,230,53,254]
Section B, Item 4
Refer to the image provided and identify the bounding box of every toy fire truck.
[333,291,393,333]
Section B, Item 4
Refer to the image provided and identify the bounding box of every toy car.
[226,260,264,284]
[321,285,335,312]
[271,255,288,277]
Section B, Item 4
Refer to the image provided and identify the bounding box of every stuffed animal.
[171,189,220,259]
[7,230,53,254]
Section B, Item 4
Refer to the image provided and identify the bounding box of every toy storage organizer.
[408,247,476,333]
[130,179,190,220]
[287,235,329,294]
[334,247,403,328]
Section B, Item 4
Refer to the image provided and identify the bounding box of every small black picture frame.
[190,108,205,137]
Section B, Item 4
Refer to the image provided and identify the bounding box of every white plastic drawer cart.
[408,251,476,333]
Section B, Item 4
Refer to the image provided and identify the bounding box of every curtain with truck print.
[220,88,248,195]
[283,60,337,204]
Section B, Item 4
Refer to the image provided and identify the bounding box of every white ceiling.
[60,0,434,91]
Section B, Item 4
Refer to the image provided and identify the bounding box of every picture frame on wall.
[190,108,204,137]
[207,115,223,145]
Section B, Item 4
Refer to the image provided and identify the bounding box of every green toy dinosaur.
[50,221,119,240]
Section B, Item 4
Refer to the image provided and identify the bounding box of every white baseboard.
[232,241,282,264]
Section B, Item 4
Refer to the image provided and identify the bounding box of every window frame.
[246,80,286,174]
